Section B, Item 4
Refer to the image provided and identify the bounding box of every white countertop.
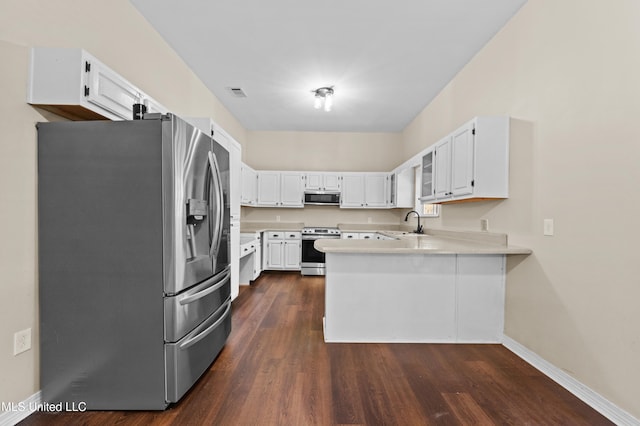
[240,222,305,233]
[315,229,532,255]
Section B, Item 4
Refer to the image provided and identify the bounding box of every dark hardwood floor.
[21,272,612,425]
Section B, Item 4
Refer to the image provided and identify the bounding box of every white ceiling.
[130,0,526,133]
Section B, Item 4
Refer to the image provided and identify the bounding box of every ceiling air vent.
[227,87,247,98]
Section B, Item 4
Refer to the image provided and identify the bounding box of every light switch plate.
[544,219,554,236]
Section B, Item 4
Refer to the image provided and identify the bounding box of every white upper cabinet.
[340,173,389,208]
[304,172,341,192]
[364,174,389,208]
[420,149,436,202]
[256,171,304,207]
[391,167,415,208]
[257,172,281,206]
[340,174,366,208]
[450,122,475,197]
[240,163,258,206]
[28,47,168,121]
[280,173,305,207]
[86,58,140,120]
[425,116,509,204]
[434,136,452,199]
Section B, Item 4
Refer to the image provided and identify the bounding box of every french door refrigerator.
[37,113,231,410]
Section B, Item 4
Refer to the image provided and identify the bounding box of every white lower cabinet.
[284,238,301,269]
[239,233,262,285]
[264,231,301,270]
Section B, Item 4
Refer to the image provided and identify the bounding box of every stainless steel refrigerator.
[37,113,231,410]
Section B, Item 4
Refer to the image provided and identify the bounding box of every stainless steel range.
[301,227,341,276]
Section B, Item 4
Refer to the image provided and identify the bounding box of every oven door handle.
[302,235,341,240]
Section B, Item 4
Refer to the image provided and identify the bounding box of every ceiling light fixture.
[312,86,334,112]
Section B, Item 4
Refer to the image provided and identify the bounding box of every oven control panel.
[302,227,341,236]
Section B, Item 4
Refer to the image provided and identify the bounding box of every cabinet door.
[284,240,301,270]
[434,137,452,199]
[253,239,262,279]
[86,59,140,120]
[257,172,280,206]
[323,173,341,191]
[421,150,435,201]
[395,167,415,208]
[451,123,475,197]
[266,241,284,269]
[364,174,388,208]
[304,173,323,190]
[280,173,304,207]
[340,174,366,208]
[241,164,257,205]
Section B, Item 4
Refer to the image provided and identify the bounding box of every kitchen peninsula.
[316,229,531,343]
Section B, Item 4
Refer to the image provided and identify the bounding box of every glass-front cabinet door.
[420,149,435,202]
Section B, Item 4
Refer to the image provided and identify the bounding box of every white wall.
[0,0,245,406]
[243,130,406,225]
[246,130,403,171]
[402,0,640,418]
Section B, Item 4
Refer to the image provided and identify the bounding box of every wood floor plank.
[20,272,614,426]
[442,392,496,425]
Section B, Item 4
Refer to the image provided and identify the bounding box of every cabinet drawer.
[240,241,256,258]
[285,231,301,240]
[164,268,231,343]
[165,298,231,403]
[267,231,284,239]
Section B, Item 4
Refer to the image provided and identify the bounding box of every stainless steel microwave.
[304,191,340,205]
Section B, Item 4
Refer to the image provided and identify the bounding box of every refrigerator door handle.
[179,300,231,350]
[179,268,231,306]
[207,151,224,259]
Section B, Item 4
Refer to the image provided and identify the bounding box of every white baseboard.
[502,335,639,426]
[0,391,41,426]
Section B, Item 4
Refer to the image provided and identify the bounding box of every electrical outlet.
[276,215,281,222]
[14,328,32,355]
[480,219,489,232]
[544,219,554,236]
[367,217,372,224]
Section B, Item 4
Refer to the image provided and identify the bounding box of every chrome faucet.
[404,210,423,234]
